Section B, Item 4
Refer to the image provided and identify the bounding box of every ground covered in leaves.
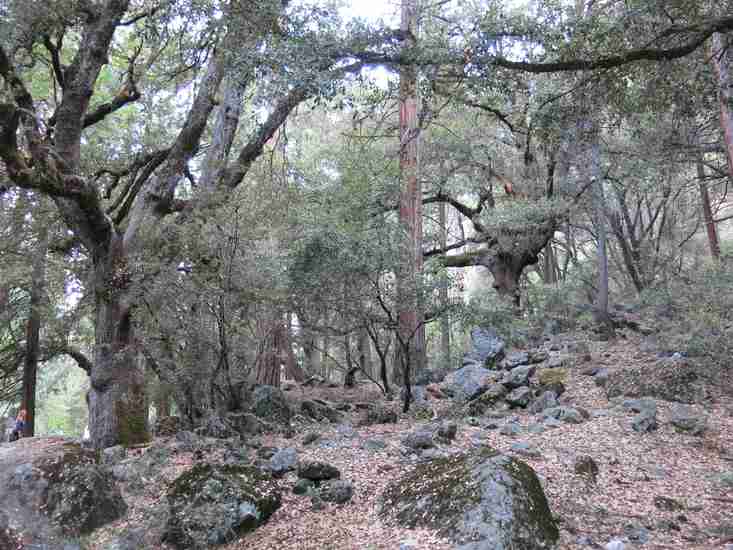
[75,334,733,549]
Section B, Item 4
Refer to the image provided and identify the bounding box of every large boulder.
[462,327,506,368]
[252,385,291,424]
[164,463,281,549]
[605,359,710,404]
[0,438,126,547]
[300,399,342,423]
[442,364,499,402]
[380,447,558,549]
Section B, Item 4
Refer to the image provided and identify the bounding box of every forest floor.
[83,333,733,549]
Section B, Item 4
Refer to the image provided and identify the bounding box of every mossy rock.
[165,463,281,549]
[538,368,568,387]
[380,447,558,550]
[37,443,127,535]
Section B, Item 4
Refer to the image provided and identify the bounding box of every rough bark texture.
[397,0,426,379]
[711,33,733,181]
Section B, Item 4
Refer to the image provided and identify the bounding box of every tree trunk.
[22,227,48,437]
[88,239,149,448]
[438,201,451,368]
[711,33,733,181]
[283,316,306,382]
[697,158,720,260]
[397,0,426,378]
[357,327,372,378]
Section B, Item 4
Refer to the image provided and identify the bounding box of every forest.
[1,1,732,549]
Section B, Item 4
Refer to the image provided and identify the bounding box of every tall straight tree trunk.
[22,226,48,437]
[357,327,372,378]
[711,33,733,181]
[438,201,450,368]
[589,141,613,335]
[397,0,426,386]
[697,157,720,260]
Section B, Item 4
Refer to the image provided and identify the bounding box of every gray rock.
[499,422,522,436]
[632,410,658,433]
[605,359,709,404]
[403,430,435,450]
[670,405,707,435]
[622,398,657,415]
[511,441,542,458]
[594,368,610,387]
[442,364,496,401]
[624,524,650,544]
[319,480,354,504]
[528,350,550,364]
[380,448,559,550]
[547,356,564,369]
[528,391,558,414]
[503,365,535,389]
[226,411,269,437]
[436,421,458,442]
[462,327,506,368]
[360,405,398,426]
[302,431,320,445]
[154,415,183,436]
[466,383,508,416]
[605,540,625,550]
[542,418,563,429]
[297,461,341,481]
[269,447,298,477]
[653,496,684,511]
[718,471,733,487]
[505,387,532,408]
[363,438,387,451]
[300,399,342,423]
[580,366,602,376]
[165,464,280,548]
[106,529,146,550]
[252,385,291,425]
[504,351,530,369]
[591,409,611,418]
[527,423,545,434]
[102,445,126,465]
[541,407,584,424]
[293,478,315,495]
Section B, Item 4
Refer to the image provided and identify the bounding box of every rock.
[466,383,508,416]
[580,366,602,376]
[541,406,584,424]
[504,365,535,389]
[718,471,733,487]
[528,350,550,364]
[415,368,449,385]
[302,431,320,445]
[359,404,398,426]
[511,441,542,458]
[442,364,497,401]
[622,398,657,414]
[252,385,291,425]
[436,421,458,442]
[154,415,183,436]
[293,478,315,495]
[269,447,298,478]
[624,524,650,544]
[528,391,559,414]
[102,445,126,465]
[106,528,146,550]
[300,399,342,423]
[462,327,506,368]
[605,540,625,550]
[225,412,268,437]
[538,368,567,389]
[654,496,684,511]
[527,423,545,434]
[504,351,530,369]
[542,417,562,429]
[605,358,709,404]
[363,438,387,451]
[380,447,559,550]
[505,387,532,408]
[594,368,610,387]
[499,422,522,436]
[547,356,564,368]
[403,430,435,450]
[574,455,599,484]
[195,414,236,439]
[297,460,341,481]
[165,464,281,549]
[670,405,707,435]
[399,539,418,550]
[303,375,325,386]
[319,480,354,504]
[632,409,658,433]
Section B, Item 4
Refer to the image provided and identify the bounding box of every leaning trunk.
[88,237,149,449]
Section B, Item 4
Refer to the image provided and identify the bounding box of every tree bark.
[438,201,451,368]
[397,0,426,378]
[697,156,720,260]
[22,226,48,437]
[711,33,733,181]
